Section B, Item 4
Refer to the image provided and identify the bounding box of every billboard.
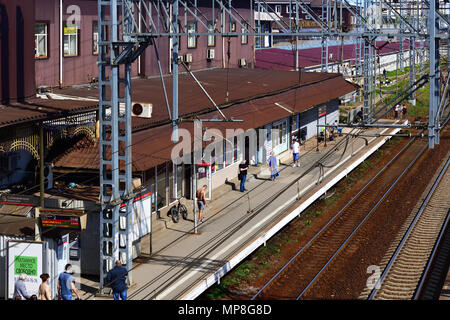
[7,241,43,299]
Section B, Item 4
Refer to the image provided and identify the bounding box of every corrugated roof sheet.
[52,69,347,131]
[0,215,35,237]
[0,204,33,217]
[0,98,98,128]
[53,73,357,172]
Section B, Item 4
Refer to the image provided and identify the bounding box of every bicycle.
[168,197,188,223]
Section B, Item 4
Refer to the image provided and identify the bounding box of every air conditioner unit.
[238,58,247,67]
[43,163,53,190]
[207,49,215,60]
[183,53,193,63]
[131,102,152,118]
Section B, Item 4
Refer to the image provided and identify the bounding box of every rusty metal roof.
[0,204,33,217]
[53,69,346,131]
[0,214,35,237]
[53,72,357,172]
[0,98,98,128]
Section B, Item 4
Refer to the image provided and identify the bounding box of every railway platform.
[77,121,405,300]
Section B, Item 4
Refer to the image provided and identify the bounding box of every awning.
[254,12,281,21]
[0,215,35,237]
[0,204,33,217]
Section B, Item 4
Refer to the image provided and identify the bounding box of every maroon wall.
[0,0,36,104]
[143,1,254,77]
[35,0,139,88]
[34,0,254,88]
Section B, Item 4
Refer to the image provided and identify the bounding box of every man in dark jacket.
[106,260,128,300]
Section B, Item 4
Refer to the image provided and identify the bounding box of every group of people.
[13,261,129,301]
[394,104,407,120]
[13,263,80,300]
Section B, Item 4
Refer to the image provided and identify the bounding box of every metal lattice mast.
[355,0,363,81]
[362,0,375,121]
[409,1,417,105]
[399,0,404,71]
[429,0,440,148]
[321,0,329,72]
[98,0,134,291]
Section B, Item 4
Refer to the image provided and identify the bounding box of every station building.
[0,0,357,296]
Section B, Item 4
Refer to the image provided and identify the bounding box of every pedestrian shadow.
[225,178,236,190]
[138,253,226,272]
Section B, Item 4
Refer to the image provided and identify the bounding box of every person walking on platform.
[394,104,400,120]
[402,105,407,120]
[239,159,249,192]
[333,120,343,136]
[106,260,128,300]
[291,138,300,167]
[196,185,208,223]
[58,264,81,300]
[268,152,278,181]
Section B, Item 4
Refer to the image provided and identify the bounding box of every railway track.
[368,156,450,300]
[122,128,364,300]
[252,133,429,300]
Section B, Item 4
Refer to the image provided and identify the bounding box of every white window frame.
[64,24,79,57]
[207,22,215,47]
[35,23,48,59]
[93,21,99,55]
[275,5,282,14]
[286,5,290,14]
[241,21,248,44]
[187,21,197,48]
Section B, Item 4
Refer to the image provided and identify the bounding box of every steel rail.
[126,128,363,300]
[295,139,428,300]
[413,207,450,299]
[251,130,423,300]
[367,156,450,300]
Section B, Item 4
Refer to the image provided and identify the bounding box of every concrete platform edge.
[178,127,401,300]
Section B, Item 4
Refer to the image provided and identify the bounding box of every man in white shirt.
[394,105,400,119]
[291,138,300,167]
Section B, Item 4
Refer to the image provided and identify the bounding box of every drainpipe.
[59,0,63,87]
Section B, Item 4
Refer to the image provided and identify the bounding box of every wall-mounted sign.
[318,105,327,118]
[40,215,80,230]
[37,208,86,231]
[0,194,39,206]
[7,241,43,299]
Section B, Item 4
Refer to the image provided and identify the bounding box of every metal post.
[172,0,179,143]
[98,0,134,292]
[39,122,44,208]
[429,0,440,148]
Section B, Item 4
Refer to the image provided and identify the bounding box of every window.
[35,23,48,58]
[187,22,197,48]
[305,15,311,20]
[275,5,282,14]
[286,5,290,14]
[272,121,287,148]
[64,24,79,56]
[231,22,236,32]
[207,22,215,47]
[156,164,167,209]
[241,21,248,44]
[93,21,99,55]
